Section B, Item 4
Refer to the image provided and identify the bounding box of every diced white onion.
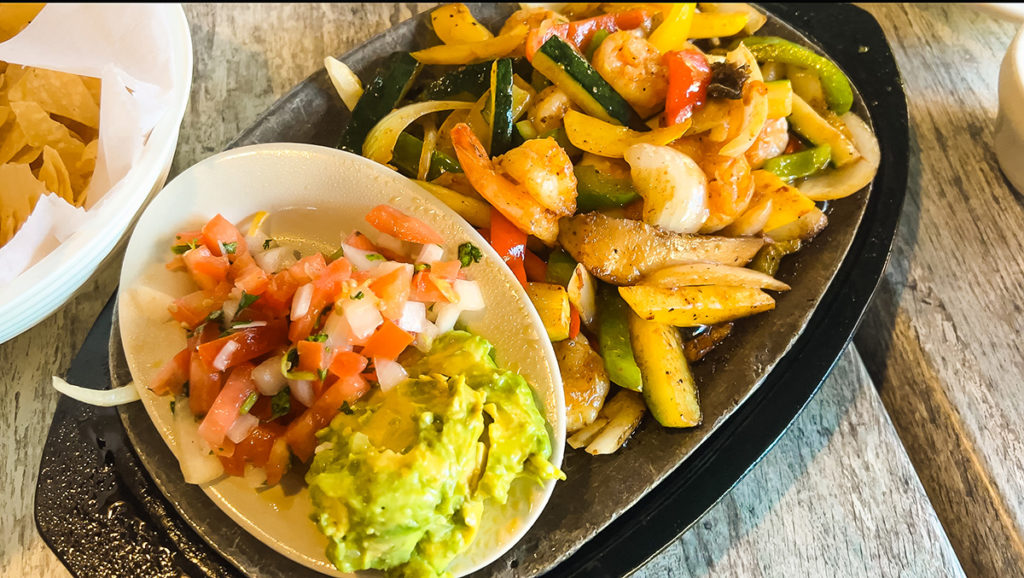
[290,379,315,407]
[253,245,297,273]
[212,340,241,372]
[323,311,354,351]
[413,320,440,353]
[434,302,462,334]
[343,243,383,271]
[315,441,335,455]
[227,413,260,444]
[222,298,240,324]
[230,321,267,330]
[253,355,288,396]
[246,230,269,255]
[453,279,485,312]
[374,358,408,393]
[242,463,268,489]
[396,301,427,333]
[291,283,314,319]
[342,297,384,340]
[375,233,406,257]
[172,395,224,484]
[416,243,444,264]
[51,376,140,407]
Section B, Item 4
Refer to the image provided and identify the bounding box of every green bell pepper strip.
[584,29,611,60]
[596,283,643,392]
[748,239,802,277]
[573,164,642,212]
[761,144,831,181]
[545,248,577,287]
[740,36,853,115]
[391,132,462,180]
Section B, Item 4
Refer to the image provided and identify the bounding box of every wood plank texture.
[853,4,1024,577]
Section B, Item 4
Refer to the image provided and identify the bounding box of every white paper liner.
[0,3,176,282]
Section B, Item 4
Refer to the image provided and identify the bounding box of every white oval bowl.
[996,24,1024,193]
[0,4,193,344]
[117,143,566,577]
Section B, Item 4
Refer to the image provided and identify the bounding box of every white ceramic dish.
[996,23,1024,193]
[116,143,566,577]
[0,4,193,344]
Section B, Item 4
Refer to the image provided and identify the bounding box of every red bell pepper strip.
[489,208,528,288]
[664,49,711,126]
[568,303,581,340]
[526,9,653,62]
[524,249,548,283]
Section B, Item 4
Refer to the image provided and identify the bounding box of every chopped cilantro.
[340,401,354,415]
[458,242,483,267]
[263,238,273,250]
[206,310,223,322]
[222,241,238,255]
[236,291,260,316]
[270,387,291,420]
[308,333,329,343]
[327,246,345,261]
[365,253,385,262]
[182,381,190,397]
[169,399,176,414]
[415,263,431,272]
[171,244,191,255]
[239,391,259,415]
[318,368,328,382]
[352,291,364,300]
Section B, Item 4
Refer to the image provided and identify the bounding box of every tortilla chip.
[37,145,73,204]
[9,144,40,164]
[9,67,100,129]
[0,117,28,164]
[0,105,8,128]
[0,3,44,43]
[9,99,85,190]
[81,76,101,109]
[0,162,47,246]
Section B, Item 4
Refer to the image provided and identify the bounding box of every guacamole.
[306,331,564,577]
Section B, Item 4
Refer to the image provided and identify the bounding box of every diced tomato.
[287,254,328,285]
[165,255,186,272]
[285,374,370,462]
[524,249,548,282]
[359,319,414,361]
[569,303,581,340]
[370,265,412,321]
[218,453,246,477]
[313,258,353,301]
[410,270,451,303]
[264,437,291,485]
[230,252,270,295]
[183,245,230,291]
[232,423,282,469]
[297,340,326,374]
[429,260,462,281]
[329,351,368,379]
[150,348,190,395]
[169,284,231,328]
[174,229,203,247]
[197,320,289,371]
[345,231,379,252]
[490,209,528,288]
[365,204,444,245]
[189,352,224,417]
[201,213,248,257]
[198,363,257,448]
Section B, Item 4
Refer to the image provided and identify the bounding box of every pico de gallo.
[149,204,489,486]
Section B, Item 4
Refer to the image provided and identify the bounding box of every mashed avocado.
[306,331,563,577]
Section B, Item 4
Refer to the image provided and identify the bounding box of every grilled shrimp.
[450,123,566,245]
[591,30,668,119]
[745,117,790,169]
[499,7,567,36]
[671,135,756,233]
[496,137,578,216]
[528,85,578,134]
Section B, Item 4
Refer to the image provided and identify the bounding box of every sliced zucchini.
[489,58,515,156]
[339,51,422,153]
[627,309,701,428]
[418,61,493,101]
[531,34,648,131]
[392,132,462,180]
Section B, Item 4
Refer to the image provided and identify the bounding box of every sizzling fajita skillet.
[35,3,908,577]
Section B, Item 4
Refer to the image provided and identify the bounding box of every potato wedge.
[557,212,765,285]
[619,285,775,327]
[628,310,701,427]
[764,206,828,242]
[642,262,790,292]
[554,333,611,433]
[753,170,818,232]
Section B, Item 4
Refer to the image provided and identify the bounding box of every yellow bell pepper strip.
[762,144,831,181]
[740,36,854,115]
[648,3,696,54]
[430,3,493,45]
[687,12,748,39]
[524,8,653,62]
[563,109,690,158]
[411,25,528,65]
[765,79,793,119]
[413,179,491,228]
[664,49,711,126]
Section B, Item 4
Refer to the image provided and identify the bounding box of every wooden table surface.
[0,3,1018,577]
